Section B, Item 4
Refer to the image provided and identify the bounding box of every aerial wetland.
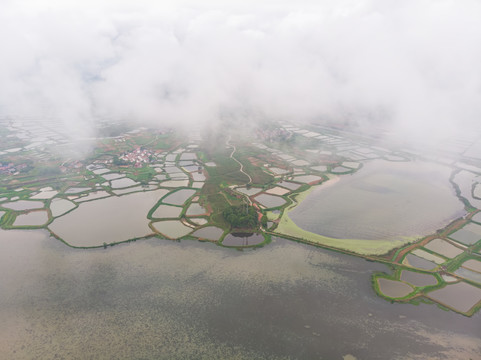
[1,122,481,359]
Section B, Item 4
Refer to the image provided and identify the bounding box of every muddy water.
[1,200,44,211]
[13,211,48,226]
[290,160,465,241]
[223,233,265,247]
[0,231,480,359]
[48,190,167,246]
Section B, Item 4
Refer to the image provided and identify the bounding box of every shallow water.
[455,268,481,285]
[377,278,413,298]
[75,191,111,203]
[151,204,182,219]
[189,217,208,225]
[400,270,438,287]
[49,198,76,217]
[1,200,44,211]
[292,175,323,183]
[160,179,190,188]
[235,187,262,196]
[254,194,286,208]
[472,212,481,223]
[277,181,301,191]
[191,172,206,182]
[186,202,206,216]
[424,238,464,258]
[65,187,91,194]
[101,173,125,180]
[49,190,167,246]
[462,259,481,273]
[192,226,224,240]
[222,233,264,246]
[30,190,58,200]
[1,232,479,359]
[13,211,49,226]
[152,220,193,238]
[427,281,481,313]
[403,254,438,270]
[265,187,290,196]
[110,177,139,189]
[162,189,196,206]
[449,225,481,245]
[290,160,465,241]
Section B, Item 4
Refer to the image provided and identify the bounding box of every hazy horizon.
[1,0,481,143]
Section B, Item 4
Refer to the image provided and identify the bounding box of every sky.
[1,0,480,141]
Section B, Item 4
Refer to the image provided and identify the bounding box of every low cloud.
[1,0,480,140]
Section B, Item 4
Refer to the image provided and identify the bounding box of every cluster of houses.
[118,147,155,167]
[0,162,27,175]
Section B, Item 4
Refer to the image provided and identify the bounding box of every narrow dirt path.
[226,135,253,207]
[226,135,252,185]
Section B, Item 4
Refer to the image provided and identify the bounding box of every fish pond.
[254,194,287,209]
[49,190,168,246]
[151,205,182,219]
[449,222,481,245]
[162,189,196,206]
[424,238,464,258]
[49,198,76,217]
[400,270,438,287]
[192,226,224,241]
[376,278,413,298]
[186,203,206,216]
[152,220,193,239]
[427,281,481,314]
[1,200,44,211]
[13,210,49,226]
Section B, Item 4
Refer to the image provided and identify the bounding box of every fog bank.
[1,0,480,140]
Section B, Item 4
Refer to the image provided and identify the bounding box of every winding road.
[226,135,252,185]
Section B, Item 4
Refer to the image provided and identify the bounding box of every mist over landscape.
[1,0,481,140]
[2,1,481,359]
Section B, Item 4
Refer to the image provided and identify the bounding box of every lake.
[289,160,465,241]
[0,230,479,359]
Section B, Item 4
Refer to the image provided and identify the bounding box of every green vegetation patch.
[223,205,258,229]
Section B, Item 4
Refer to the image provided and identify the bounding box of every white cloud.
[1,0,480,139]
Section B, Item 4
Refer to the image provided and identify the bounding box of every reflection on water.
[0,229,479,359]
[222,233,264,246]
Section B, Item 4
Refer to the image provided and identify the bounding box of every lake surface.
[0,230,479,359]
[289,160,465,241]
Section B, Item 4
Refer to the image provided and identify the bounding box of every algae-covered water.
[0,229,479,359]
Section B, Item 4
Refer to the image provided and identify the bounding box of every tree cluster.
[223,205,258,229]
